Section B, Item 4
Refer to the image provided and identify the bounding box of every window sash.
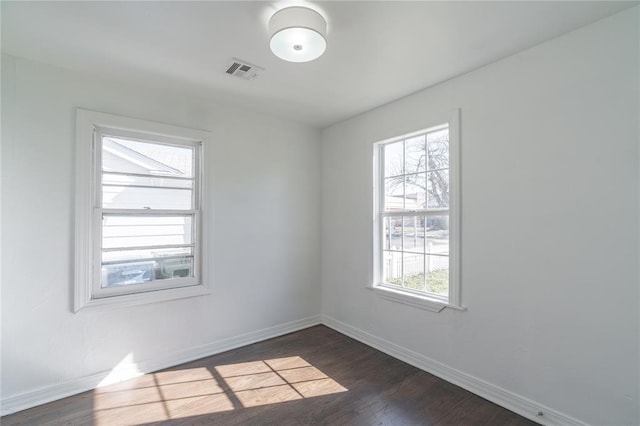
[376,210,450,298]
[92,210,201,298]
[95,126,201,210]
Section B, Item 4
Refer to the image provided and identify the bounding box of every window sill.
[369,285,466,313]
[74,284,210,312]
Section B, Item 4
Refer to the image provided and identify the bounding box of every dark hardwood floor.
[2,325,538,425]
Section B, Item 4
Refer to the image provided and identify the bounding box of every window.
[372,110,461,312]
[74,109,210,311]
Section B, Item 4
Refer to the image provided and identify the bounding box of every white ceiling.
[2,1,636,128]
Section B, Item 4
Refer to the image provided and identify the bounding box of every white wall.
[321,8,639,426]
[1,55,321,406]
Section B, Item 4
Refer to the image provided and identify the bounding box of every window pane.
[387,216,403,250]
[384,177,404,211]
[384,141,403,178]
[427,170,449,208]
[101,256,194,288]
[383,250,402,286]
[427,129,449,171]
[103,173,193,189]
[403,216,424,253]
[102,215,192,249]
[426,216,449,255]
[426,255,449,295]
[405,135,426,174]
[405,173,426,209]
[403,253,425,292]
[103,186,192,210]
[102,137,194,177]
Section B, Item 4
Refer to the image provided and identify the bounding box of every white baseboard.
[321,315,586,426]
[1,315,322,416]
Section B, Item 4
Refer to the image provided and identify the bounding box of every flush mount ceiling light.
[269,6,327,63]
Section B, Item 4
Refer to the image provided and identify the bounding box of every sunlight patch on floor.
[93,356,347,424]
[96,353,143,388]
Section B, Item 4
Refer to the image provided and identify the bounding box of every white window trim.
[74,109,211,312]
[371,108,463,313]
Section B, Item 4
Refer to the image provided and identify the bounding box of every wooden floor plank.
[2,325,538,425]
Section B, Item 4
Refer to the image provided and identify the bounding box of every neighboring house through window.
[372,109,462,312]
[74,109,210,311]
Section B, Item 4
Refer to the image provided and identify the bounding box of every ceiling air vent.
[225,58,264,81]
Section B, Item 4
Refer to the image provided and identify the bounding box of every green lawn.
[388,269,448,295]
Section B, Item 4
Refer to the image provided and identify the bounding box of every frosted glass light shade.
[269,7,327,63]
